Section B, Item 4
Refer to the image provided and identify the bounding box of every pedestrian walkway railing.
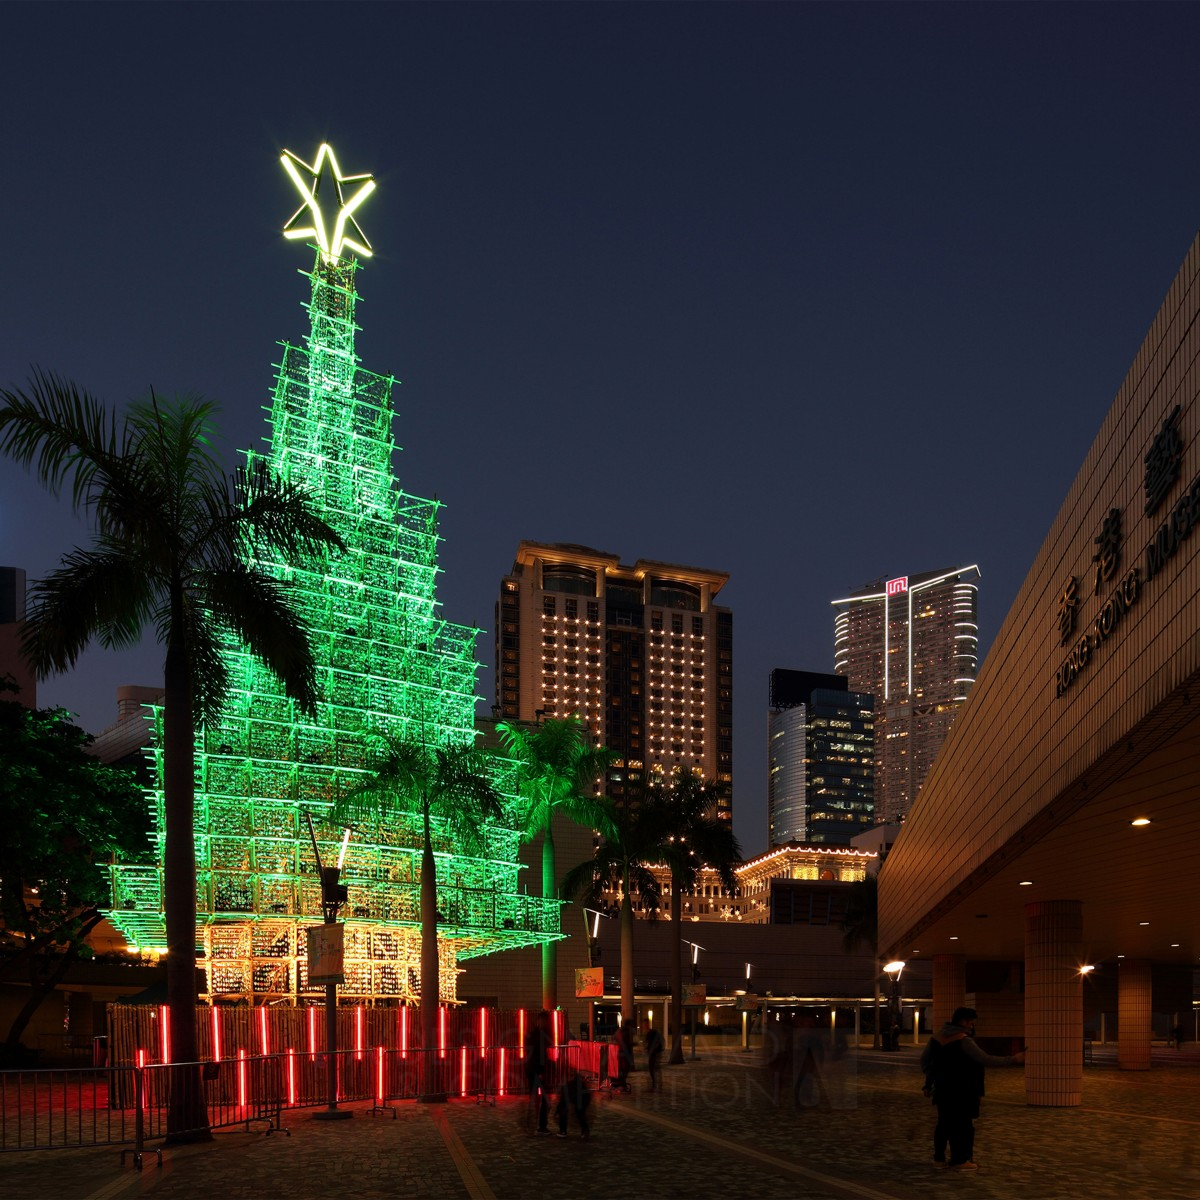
[1,1042,589,1159]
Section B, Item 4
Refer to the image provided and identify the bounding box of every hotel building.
[832,565,980,824]
[768,669,874,846]
[495,541,733,819]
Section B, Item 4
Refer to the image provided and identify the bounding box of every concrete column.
[931,954,966,1030]
[1024,900,1083,1106]
[1118,959,1152,1071]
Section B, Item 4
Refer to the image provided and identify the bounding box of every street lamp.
[306,813,353,1120]
[882,960,905,1051]
[682,940,705,1059]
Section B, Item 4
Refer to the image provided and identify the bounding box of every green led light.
[107,160,560,1003]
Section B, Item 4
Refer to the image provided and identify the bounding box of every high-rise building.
[832,566,980,824]
[767,669,874,847]
[496,542,733,820]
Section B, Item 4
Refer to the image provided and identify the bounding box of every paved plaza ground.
[3,1042,1198,1200]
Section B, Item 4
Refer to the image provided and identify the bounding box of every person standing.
[524,1009,553,1135]
[642,1018,664,1092]
[919,1006,1024,1171]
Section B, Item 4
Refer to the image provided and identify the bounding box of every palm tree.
[0,373,343,1139]
[561,796,664,1029]
[497,716,613,1010]
[648,769,741,1064]
[332,734,502,1062]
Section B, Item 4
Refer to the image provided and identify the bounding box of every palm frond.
[22,550,155,675]
[0,371,129,510]
[205,565,320,714]
[234,461,346,561]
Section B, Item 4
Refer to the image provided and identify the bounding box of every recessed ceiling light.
[1131,817,1151,826]
[1171,943,1180,948]
[1139,921,1150,926]
[949,936,958,941]
[1019,880,1033,886]
[1117,954,1125,959]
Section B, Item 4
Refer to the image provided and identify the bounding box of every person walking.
[556,1065,592,1138]
[524,1009,553,1135]
[642,1018,664,1092]
[919,1006,1024,1171]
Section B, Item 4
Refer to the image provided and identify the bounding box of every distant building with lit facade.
[495,542,733,819]
[600,842,874,925]
[768,669,873,847]
[832,566,979,824]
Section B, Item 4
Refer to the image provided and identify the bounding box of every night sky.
[5,3,1200,855]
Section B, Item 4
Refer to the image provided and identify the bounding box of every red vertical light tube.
[400,1006,408,1059]
[479,1008,487,1058]
[238,1049,247,1109]
[287,1048,296,1106]
[159,1004,170,1063]
[308,1006,317,1058]
[212,1006,222,1061]
[356,1006,364,1060]
[439,1006,446,1059]
[376,1045,385,1105]
[259,1006,269,1057]
[460,1046,468,1097]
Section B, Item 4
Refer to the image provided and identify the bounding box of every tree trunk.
[668,878,684,1064]
[162,609,210,1143]
[420,804,442,1096]
[2,922,97,1059]
[620,867,635,1028]
[541,818,556,1012]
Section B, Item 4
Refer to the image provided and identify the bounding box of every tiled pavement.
[4,1043,1199,1200]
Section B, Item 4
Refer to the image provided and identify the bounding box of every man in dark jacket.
[919,1006,1024,1171]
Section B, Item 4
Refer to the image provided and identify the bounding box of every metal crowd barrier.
[1,1041,591,1162]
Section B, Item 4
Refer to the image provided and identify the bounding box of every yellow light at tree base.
[281,143,376,263]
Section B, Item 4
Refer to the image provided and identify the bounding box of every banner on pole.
[575,966,603,997]
[307,923,345,985]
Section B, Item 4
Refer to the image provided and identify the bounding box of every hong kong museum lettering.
[1055,404,1200,698]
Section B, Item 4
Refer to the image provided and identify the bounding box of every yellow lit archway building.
[879,233,1200,1106]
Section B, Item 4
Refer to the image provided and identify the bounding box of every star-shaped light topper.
[280,143,377,264]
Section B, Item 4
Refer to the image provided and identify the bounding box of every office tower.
[767,669,874,846]
[832,566,980,824]
[496,542,733,820]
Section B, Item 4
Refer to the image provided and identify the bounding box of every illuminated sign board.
[886,577,908,596]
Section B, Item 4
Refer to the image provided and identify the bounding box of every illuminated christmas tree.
[108,145,559,1004]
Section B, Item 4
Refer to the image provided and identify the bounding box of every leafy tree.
[561,796,665,1028]
[648,769,741,1064]
[332,734,502,1068]
[497,717,613,1010]
[0,373,343,1138]
[0,684,150,1062]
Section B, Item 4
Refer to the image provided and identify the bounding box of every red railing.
[1,1042,590,1163]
